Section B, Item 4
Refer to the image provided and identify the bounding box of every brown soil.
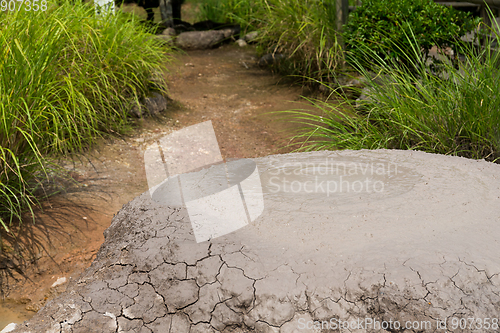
[0,44,321,327]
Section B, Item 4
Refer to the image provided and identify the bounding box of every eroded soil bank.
[0,44,318,328]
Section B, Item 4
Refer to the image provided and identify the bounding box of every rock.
[143,92,167,116]
[161,27,176,36]
[0,324,16,333]
[317,75,367,99]
[176,30,225,49]
[220,27,239,39]
[155,35,173,44]
[128,92,168,118]
[336,74,367,88]
[354,74,390,108]
[129,103,142,118]
[175,28,238,50]
[243,31,258,43]
[12,150,500,332]
[258,53,285,67]
[51,277,67,288]
[236,39,247,47]
[355,86,374,108]
[155,27,177,44]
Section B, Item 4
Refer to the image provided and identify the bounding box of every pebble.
[51,277,67,288]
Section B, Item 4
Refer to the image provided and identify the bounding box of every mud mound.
[12,150,500,332]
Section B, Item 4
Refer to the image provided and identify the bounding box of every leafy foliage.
[344,0,480,67]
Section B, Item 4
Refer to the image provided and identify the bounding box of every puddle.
[0,301,34,331]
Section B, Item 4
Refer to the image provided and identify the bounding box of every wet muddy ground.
[0,43,321,328]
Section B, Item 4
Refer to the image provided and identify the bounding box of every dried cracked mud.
[11,149,500,333]
[0,44,315,329]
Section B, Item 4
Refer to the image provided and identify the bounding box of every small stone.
[0,323,17,333]
[161,27,176,36]
[143,92,168,116]
[243,31,258,42]
[129,104,142,118]
[258,53,285,67]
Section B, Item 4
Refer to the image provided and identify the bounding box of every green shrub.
[344,0,480,67]
[0,1,170,232]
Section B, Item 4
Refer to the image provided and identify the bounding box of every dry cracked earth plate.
[12,150,500,333]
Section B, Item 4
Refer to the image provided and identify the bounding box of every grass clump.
[257,0,343,81]
[197,0,263,31]
[0,1,170,232]
[197,0,344,80]
[284,25,500,163]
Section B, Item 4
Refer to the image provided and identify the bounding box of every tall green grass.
[257,0,343,80]
[197,0,262,30]
[0,1,170,232]
[197,0,343,80]
[283,25,500,163]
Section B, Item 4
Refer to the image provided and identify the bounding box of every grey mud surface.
[13,150,500,332]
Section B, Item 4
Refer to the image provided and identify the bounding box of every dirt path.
[165,45,316,159]
[0,44,318,328]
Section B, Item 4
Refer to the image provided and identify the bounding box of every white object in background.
[94,0,114,16]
